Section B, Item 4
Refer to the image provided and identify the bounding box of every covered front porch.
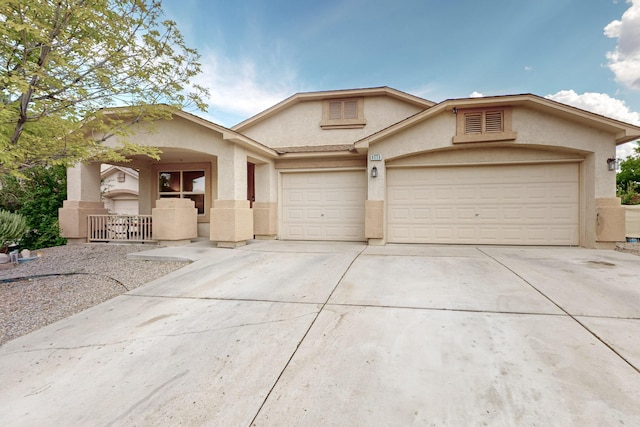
[59,112,278,247]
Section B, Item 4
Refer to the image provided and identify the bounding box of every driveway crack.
[1,312,319,356]
[248,245,367,426]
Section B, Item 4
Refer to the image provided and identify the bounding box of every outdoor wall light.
[452,107,458,115]
[371,166,378,178]
[607,157,618,171]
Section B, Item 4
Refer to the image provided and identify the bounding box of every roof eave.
[232,86,435,132]
[355,94,640,147]
[275,150,363,159]
[169,111,278,158]
[222,132,279,158]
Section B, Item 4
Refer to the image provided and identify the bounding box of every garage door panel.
[281,171,366,241]
[434,207,454,219]
[551,183,578,201]
[480,186,502,201]
[388,207,410,221]
[287,191,304,202]
[551,205,579,222]
[387,163,579,245]
[389,188,410,203]
[456,189,476,201]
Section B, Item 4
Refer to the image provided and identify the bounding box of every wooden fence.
[88,215,154,243]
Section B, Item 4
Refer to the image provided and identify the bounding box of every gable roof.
[232,86,436,132]
[170,109,278,158]
[101,105,278,158]
[355,93,640,149]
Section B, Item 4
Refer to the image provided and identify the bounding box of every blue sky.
[163,0,640,156]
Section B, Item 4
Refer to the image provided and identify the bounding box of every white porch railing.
[88,215,154,243]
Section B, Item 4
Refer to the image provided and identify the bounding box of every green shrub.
[0,210,29,251]
[617,142,640,205]
[618,182,640,205]
[0,165,67,249]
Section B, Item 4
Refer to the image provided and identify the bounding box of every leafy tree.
[0,0,208,175]
[0,165,67,249]
[616,141,640,205]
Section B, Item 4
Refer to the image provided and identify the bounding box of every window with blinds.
[321,98,366,129]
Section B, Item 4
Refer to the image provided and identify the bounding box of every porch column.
[366,158,385,245]
[59,163,108,244]
[152,198,198,246]
[253,163,277,239]
[596,197,626,247]
[210,146,253,247]
[592,150,625,248]
[137,166,153,215]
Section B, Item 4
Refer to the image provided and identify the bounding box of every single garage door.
[387,163,579,245]
[281,170,366,241]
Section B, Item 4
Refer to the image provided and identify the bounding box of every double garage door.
[281,170,366,241]
[280,163,579,245]
[387,163,579,245]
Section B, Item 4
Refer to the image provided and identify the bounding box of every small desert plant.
[0,209,29,252]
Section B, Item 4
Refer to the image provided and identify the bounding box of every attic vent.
[485,111,503,132]
[464,113,482,134]
[343,100,358,119]
[321,97,366,129]
[328,101,343,120]
[117,172,126,182]
[453,107,516,143]
[464,110,504,134]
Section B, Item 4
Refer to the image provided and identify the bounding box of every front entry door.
[247,162,255,208]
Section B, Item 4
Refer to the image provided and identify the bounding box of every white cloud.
[190,50,300,126]
[546,90,640,124]
[469,91,484,98]
[546,90,640,158]
[524,65,532,72]
[604,0,640,90]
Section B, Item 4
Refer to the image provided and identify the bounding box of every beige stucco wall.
[59,200,108,244]
[106,117,227,156]
[512,108,617,198]
[152,198,198,244]
[596,198,626,243]
[61,164,108,243]
[365,105,621,247]
[68,163,103,202]
[210,199,253,247]
[241,96,424,148]
[253,202,277,238]
[138,167,153,215]
[626,205,640,238]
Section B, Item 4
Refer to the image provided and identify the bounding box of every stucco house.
[100,165,139,215]
[59,86,640,248]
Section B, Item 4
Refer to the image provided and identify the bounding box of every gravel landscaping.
[0,244,189,346]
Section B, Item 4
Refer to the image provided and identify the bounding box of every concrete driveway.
[1,241,640,425]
